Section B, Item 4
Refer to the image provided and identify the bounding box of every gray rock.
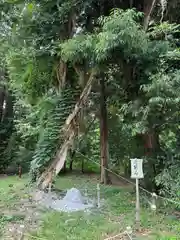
[63,188,85,204]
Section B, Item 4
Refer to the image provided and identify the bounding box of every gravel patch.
[33,188,94,212]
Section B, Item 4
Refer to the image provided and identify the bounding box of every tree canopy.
[0,0,180,202]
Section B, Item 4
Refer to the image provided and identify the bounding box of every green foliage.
[108,113,144,171]
[61,34,96,64]
[30,87,80,179]
[96,9,148,62]
[0,0,180,203]
[60,9,149,65]
[6,47,54,102]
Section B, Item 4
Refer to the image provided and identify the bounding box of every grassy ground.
[0,174,179,240]
[0,176,28,238]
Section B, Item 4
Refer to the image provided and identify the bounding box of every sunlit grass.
[0,175,179,239]
[31,175,179,240]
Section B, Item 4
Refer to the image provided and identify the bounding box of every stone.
[63,188,85,204]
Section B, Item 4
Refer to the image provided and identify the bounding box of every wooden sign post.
[130,158,144,230]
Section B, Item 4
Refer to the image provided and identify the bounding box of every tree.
[0,0,180,201]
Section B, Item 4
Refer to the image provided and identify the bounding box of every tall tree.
[0,0,180,199]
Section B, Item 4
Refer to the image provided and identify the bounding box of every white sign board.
[130,158,144,179]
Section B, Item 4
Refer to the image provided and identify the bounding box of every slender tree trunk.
[69,160,73,171]
[130,0,133,8]
[0,68,5,122]
[69,150,75,171]
[3,93,13,120]
[99,74,110,184]
[81,158,84,173]
[143,0,157,31]
[62,162,67,173]
[0,87,5,122]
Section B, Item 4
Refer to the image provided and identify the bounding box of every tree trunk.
[0,68,5,122]
[0,92,14,143]
[0,92,14,173]
[0,86,5,122]
[81,158,84,173]
[62,162,67,173]
[37,69,96,189]
[99,74,110,184]
[143,0,157,31]
[143,130,162,191]
[3,93,14,120]
[69,150,75,171]
[69,160,73,171]
[129,0,133,8]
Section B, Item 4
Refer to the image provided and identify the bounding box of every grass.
[0,175,29,236]
[32,212,121,240]
[0,174,179,240]
[0,175,28,201]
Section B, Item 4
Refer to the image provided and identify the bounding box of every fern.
[30,87,80,181]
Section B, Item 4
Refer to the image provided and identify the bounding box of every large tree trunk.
[143,130,163,191]
[37,70,96,189]
[100,74,110,184]
[0,91,14,173]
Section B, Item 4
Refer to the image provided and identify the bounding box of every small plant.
[0,214,25,223]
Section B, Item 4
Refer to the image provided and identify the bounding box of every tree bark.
[143,0,157,31]
[62,162,67,173]
[99,74,110,184]
[0,69,5,122]
[130,0,133,8]
[3,93,13,121]
[69,150,75,171]
[0,91,14,173]
[0,87,5,122]
[37,70,96,189]
[81,158,84,173]
[143,130,163,191]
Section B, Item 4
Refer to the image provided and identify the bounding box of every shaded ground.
[0,174,179,239]
[0,176,43,239]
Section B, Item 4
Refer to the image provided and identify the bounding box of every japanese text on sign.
[130,158,144,179]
